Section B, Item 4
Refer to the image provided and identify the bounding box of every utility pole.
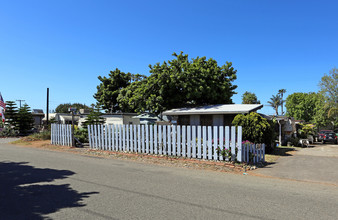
[46,88,49,128]
[16,99,25,108]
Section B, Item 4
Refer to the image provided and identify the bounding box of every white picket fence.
[87,124,265,164]
[51,124,72,146]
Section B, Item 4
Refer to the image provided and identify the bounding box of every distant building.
[32,109,45,129]
[162,104,263,126]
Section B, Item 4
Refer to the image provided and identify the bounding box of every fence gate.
[51,124,72,146]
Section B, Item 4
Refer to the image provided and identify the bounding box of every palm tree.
[278,89,286,115]
[268,95,281,115]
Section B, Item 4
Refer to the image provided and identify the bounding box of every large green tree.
[117,52,237,114]
[285,92,324,123]
[319,68,338,119]
[94,68,133,113]
[241,91,260,104]
[55,103,90,113]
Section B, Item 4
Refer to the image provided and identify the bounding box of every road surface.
[0,142,337,220]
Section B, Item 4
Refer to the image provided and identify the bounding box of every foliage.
[74,127,88,143]
[94,68,134,113]
[267,94,281,115]
[232,112,275,150]
[4,101,19,129]
[241,91,260,104]
[285,92,324,123]
[318,68,338,127]
[288,137,300,147]
[16,104,35,135]
[24,130,51,141]
[117,52,238,114]
[216,147,232,161]
[82,105,106,127]
[55,103,90,113]
[0,126,19,137]
[298,123,316,138]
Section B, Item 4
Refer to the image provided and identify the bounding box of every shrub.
[232,112,276,152]
[0,127,19,137]
[74,127,88,143]
[23,130,51,141]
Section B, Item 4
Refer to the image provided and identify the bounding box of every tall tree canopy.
[55,103,90,113]
[319,68,338,118]
[94,68,133,113]
[241,91,260,104]
[285,92,324,123]
[117,52,237,114]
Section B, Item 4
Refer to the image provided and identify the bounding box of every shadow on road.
[0,161,98,219]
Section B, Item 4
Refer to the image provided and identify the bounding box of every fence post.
[146,125,149,153]
[126,124,130,152]
[167,125,171,155]
[182,126,186,157]
[202,126,207,159]
[141,125,145,153]
[237,126,242,162]
[158,125,162,155]
[231,126,236,161]
[176,125,180,156]
[187,126,191,158]
[197,126,201,159]
[163,125,167,155]
[207,126,212,160]
[192,126,196,158]
[219,126,223,161]
[172,125,176,156]
[154,125,158,155]
[150,125,153,154]
[133,125,137,152]
[213,126,218,161]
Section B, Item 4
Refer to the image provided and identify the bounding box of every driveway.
[253,144,338,185]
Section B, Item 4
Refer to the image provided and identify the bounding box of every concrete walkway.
[253,144,338,185]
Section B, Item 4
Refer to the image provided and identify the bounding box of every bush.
[0,127,19,137]
[23,130,51,141]
[74,127,88,143]
[288,137,300,147]
[232,112,276,152]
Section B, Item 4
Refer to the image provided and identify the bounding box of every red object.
[0,93,5,109]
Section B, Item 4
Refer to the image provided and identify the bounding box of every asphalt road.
[254,144,338,185]
[1,143,337,220]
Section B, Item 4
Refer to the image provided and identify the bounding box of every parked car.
[321,132,337,144]
[317,130,333,142]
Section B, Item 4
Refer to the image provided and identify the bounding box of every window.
[178,115,190,125]
[200,115,212,126]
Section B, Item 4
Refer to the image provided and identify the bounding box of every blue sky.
[1,0,337,115]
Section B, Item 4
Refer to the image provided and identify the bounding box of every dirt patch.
[10,139,246,174]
